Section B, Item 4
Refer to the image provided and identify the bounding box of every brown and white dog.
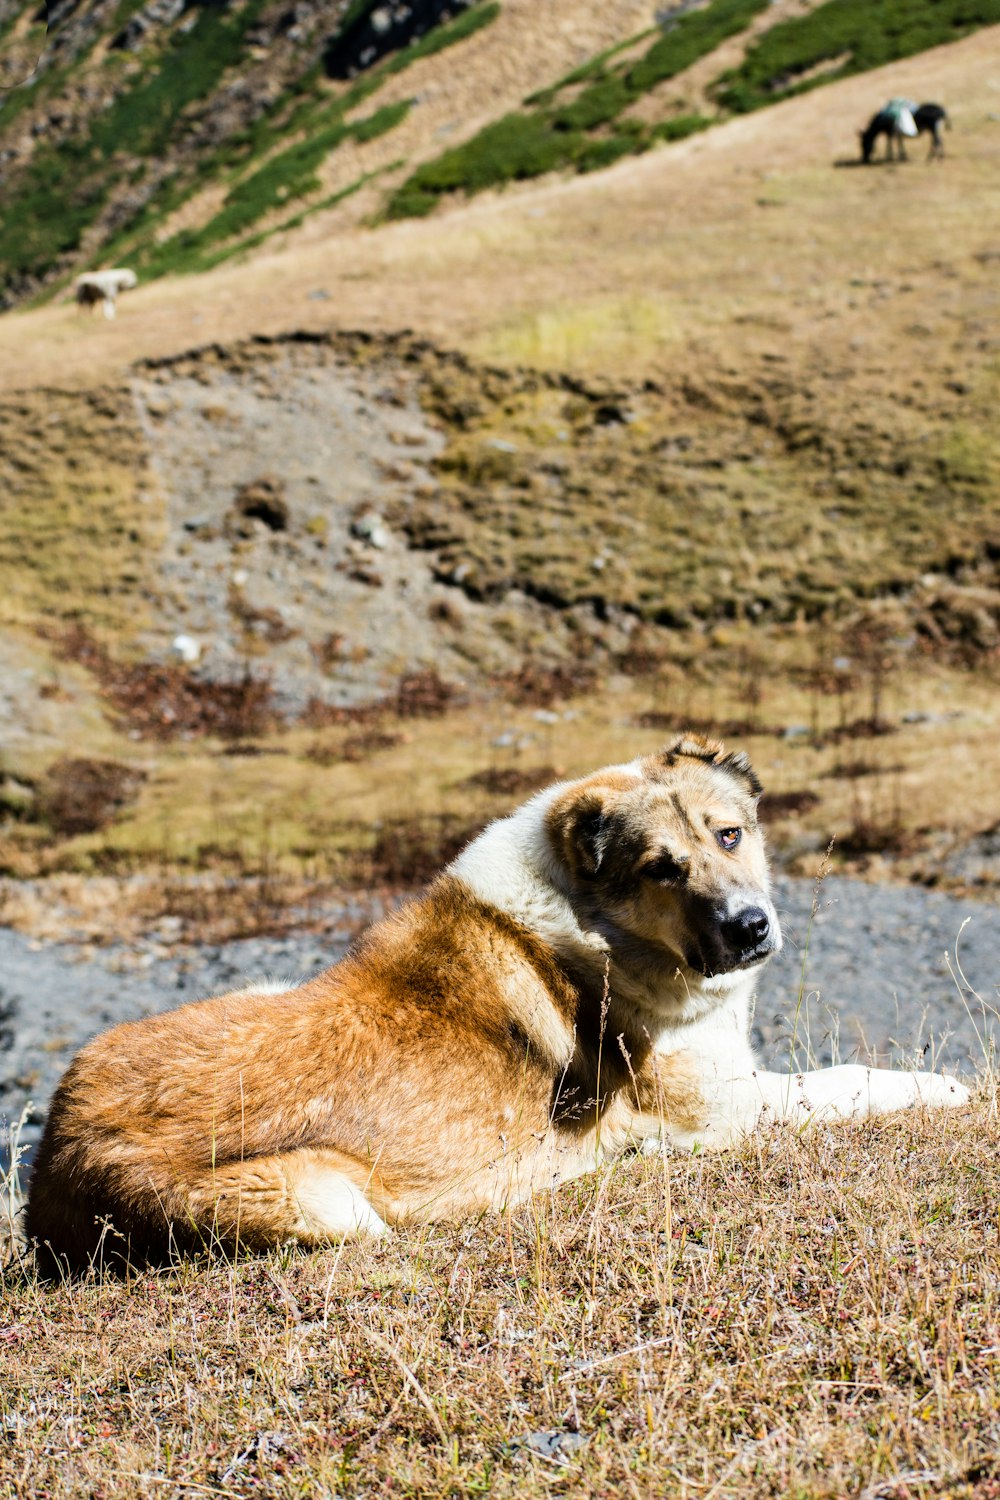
[26,736,969,1272]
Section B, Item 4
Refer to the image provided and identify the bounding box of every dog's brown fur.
[25,881,706,1273]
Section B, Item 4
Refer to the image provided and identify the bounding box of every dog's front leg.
[687,1062,971,1149]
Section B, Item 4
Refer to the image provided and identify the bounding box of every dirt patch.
[130,333,615,717]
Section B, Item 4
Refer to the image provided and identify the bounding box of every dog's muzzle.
[695,902,781,976]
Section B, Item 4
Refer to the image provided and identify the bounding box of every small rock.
[171,634,201,665]
[231,476,289,533]
[509,1430,588,1461]
[350,512,390,549]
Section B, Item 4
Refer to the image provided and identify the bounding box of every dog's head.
[546,735,780,982]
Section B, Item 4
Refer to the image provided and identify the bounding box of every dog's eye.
[717,828,742,851]
[644,851,686,883]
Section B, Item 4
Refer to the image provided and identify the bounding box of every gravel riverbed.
[2,876,997,1178]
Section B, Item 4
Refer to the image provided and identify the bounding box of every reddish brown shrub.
[393,668,455,718]
[496,661,598,708]
[41,757,146,836]
[460,765,557,796]
[368,815,486,886]
[49,626,277,741]
[758,790,820,820]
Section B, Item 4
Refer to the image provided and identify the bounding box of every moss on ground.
[403,354,1000,629]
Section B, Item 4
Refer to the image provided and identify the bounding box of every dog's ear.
[547,779,629,880]
[717,748,763,801]
[651,736,763,801]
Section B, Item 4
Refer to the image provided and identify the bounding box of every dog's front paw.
[911,1071,972,1109]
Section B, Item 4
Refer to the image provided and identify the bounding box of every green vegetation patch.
[385,0,765,218]
[139,100,411,278]
[648,112,715,143]
[526,28,658,104]
[627,0,768,91]
[0,0,268,298]
[716,0,1000,112]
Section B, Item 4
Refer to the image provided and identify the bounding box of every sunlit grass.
[2,1093,997,1497]
[475,291,682,371]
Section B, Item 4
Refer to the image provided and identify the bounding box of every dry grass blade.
[362,1324,452,1450]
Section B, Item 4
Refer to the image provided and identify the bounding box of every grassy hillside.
[718,0,1000,111]
[0,0,506,299]
[3,0,1000,300]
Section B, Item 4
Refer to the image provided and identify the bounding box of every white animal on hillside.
[74,268,138,319]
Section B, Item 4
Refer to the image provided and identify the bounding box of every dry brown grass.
[2,1093,998,1498]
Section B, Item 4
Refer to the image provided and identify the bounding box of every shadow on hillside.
[832,158,912,169]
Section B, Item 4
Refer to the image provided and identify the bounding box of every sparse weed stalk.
[785,839,835,1073]
[947,917,1000,1085]
[0,1102,32,1266]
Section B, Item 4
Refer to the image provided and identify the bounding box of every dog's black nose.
[721,906,770,952]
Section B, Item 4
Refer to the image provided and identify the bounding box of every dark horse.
[860,103,950,163]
